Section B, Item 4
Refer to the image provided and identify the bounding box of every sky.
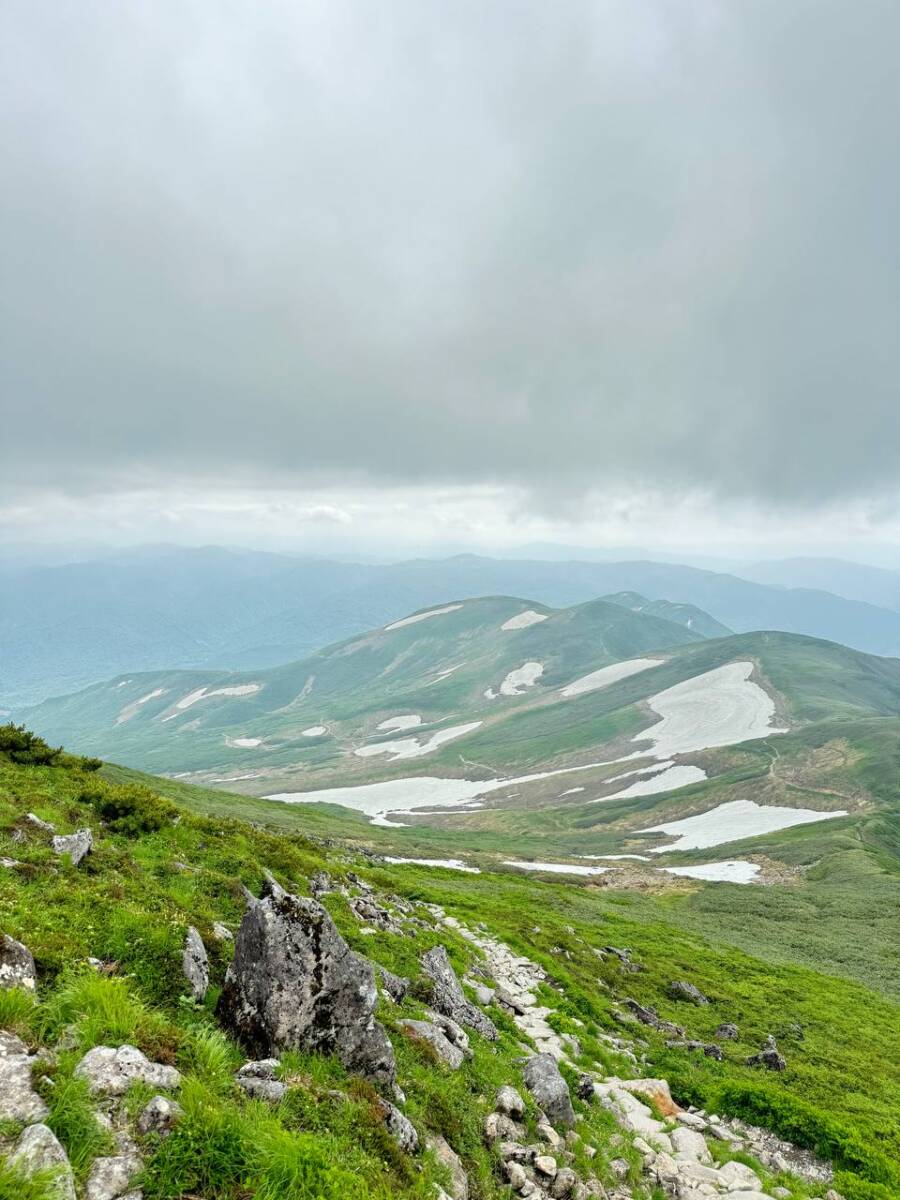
[3,1,900,563]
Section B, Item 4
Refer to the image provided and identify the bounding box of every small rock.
[667,980,709,1005]
[376,1097,418,1153]
[609,1157,630,1180]
[182,926,209,1002]
[74,1044,181,1095]
[496,1084,526,1118]
[471,982,495,1006]
[309,871,333,896]
[537,1121,562,1149]
[399,1019,466,1069]
[704,1043,725,1060]
[523,1053,575,1128]
[534,1154,558,1178]
[624,999,684,1037]
[85,1154,142,1200]
[421,945,498,1041]
[718,1161,763,1191]
[485,1112,521,1142]
[771,1189,791,1199]
[746,1035,787,1072]
[10,1123,76,1200]
[212,922,233,942]
[550,1167,578,1197]
[653,1151,679,1182]
[575,1072,595,1100]
[235,1058,287,1102]
[670,1126,712,1163]
[137,1094,184,1136]
[25,812,56,832]
[619,1078,678,1118]
[52,828,93,866]
[379,966,410,1002]
[504,1160,529,1190]
[0,933,37,991]
[0,1032,49,1122]
[0,857,21,868]
[426,1134,468,1200]
[715,1022,740,1040]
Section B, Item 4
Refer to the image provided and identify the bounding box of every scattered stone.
[670,1126,712,1163]
[537,1120,562,1149]
[216,876,396,1089]
[235,1058,287,1102]
[211,922,233,942]
[523,1053,575,1128]
[667,980,709,1005]
[716,1022,740,1040]
[653,1151,679,1183]
[421,945,498,1041]
[309,870,333,897]
[52,828,93,866]
[426,1134,468,1200]
[534,1154,558,1178]
[74,1044,181,1095]
[495,1084,526,1118]
[504,1160,529,1190]
[376,1097,418,1153]
[1,932,37,991]
[9,1123,76,1200]
[182,926,209,1002]
[609,1158,630,1180]
[550,1167,578,1197]
[771,1189,791,1199]
[0,857,21,868]
[136,1094,184,1137]
[0,1030,49,1121]
[398,1019,466,1069]
[485,1112,522,1142]
[624,999,684,1037]
[618,1077,678,1117]
[25,812,56,832]
[470,982,495,1006]
[379,966,410,1002]
[85,1154,142,1200]
[575,1073,595,1100]
[718,1161,763,1191]
[746,1035,787,1072]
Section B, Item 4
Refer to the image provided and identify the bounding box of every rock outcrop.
[0,1029,49,1122]
[9,1123,76,1200]
[182,926,209,1002]
[74,1044,181,1095]
[52,828,93,866]
[747,1035,787,1072]
[421,945,497,1041]
[667,979,709,1005]
[216,876,396,1090]
[1,932,37,991]
[523,1053,575,1128]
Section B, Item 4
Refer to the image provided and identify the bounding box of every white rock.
[495,1085,526,1117]
[10,1123,76,1200]
[534,1154,557,1178]
[0,1033,49,1122]
[85,1154,142,1200]
[74,1044,181,1095]
[718,1161,764,1191]
[136,1094,184,1136]
[52,828,93,866]
[0,933,37,991]
[182,926,209,1002]
[671,1126,712,1163]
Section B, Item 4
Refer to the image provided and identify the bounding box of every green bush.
[81,780,176,835]
[0,724,60,766]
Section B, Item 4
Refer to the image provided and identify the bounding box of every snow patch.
[594,763,707,803]
[229,737,262,748]
[501,609,548,631]
[116,687,167,725]
[301,725,327,737]
[502,860,619,876]
[354,721,482,761]
[383,856,480,874]
[561,658,662,698]
[640,799,847,853]
[499,661,543,696]
[580,853,650,861]
[377,715,422,732]
[173,683,261,712]
[386,604,463,631]
[660,860,761,884]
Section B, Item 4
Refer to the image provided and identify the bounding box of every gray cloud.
[2,0,899,509]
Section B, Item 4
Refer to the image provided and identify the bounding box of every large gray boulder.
[52,828,93,866]
[1,933,37,991]
[216,876,396,1090]
[182,926,209,1002]
[421,945,497,1041]
[0,1029,49,1122]
[9,1123,76,1200]
[523,1053,575,1128]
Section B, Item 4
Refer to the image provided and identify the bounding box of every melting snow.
[660,860,761,884]
[377,715,422,732]
[426,664,465,685]
[561,786,585,795]
[383,856,480,873]
[594,762,707,803]
[484,688,498,700]
[116,687,167,724]
[580,853,650,861]
[501,610,549,631]
[639,798,847,852]
[502,860,618,876]
[229,737,262,748]
[301,725,327,737]
[634,661,786,758]
[386,604,463,631]
[561,658,663,698]
[354,721,482,761]
[173,683,261,712]
[499,661,544,696]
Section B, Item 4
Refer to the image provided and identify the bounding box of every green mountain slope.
[601,591,733,638]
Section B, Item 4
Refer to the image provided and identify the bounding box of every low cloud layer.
[3,0,899,511]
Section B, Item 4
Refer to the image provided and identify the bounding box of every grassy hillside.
[1,733,899,1199]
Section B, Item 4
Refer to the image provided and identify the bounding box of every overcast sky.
[3,1,900,560]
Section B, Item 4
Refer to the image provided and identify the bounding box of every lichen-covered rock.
[718,1161,763,1191]
[211,922,233,942]
[376,1097,418,1153]
[534,1153,558,1178]
[1,932,37,991]
[421,945,497,1041]
[550,1167,578,1197]
[618,1078,678,1118]
[0,1029,49,1122]
[495,1084,526,1118]
[52,828,93,866]
[667,980,709,1005]
[399,1018,466,1069]
[746,1035,787,1071]
[74,1044,181,1095]
[426,1134,468,1200]
[234,1058,287,1102]
[379,966,410,1003]
[715,1022,740,1040]
[9,1123,76,1200]
[484,1111,522,1142]
[216,876,396,1090]
[670,1126,712,1163]
[136,1094,184,1137]
[624,999,684,1037]
[523,1054,575,1128]
[85,1153,142,1200]
[182,926,209,1002]
[25,812,56,832]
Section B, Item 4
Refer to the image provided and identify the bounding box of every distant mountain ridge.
[7,545,900,707]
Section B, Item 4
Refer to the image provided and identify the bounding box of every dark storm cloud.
[2,0,899,507]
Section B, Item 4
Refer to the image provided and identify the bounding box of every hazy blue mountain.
[737,556,900,612]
